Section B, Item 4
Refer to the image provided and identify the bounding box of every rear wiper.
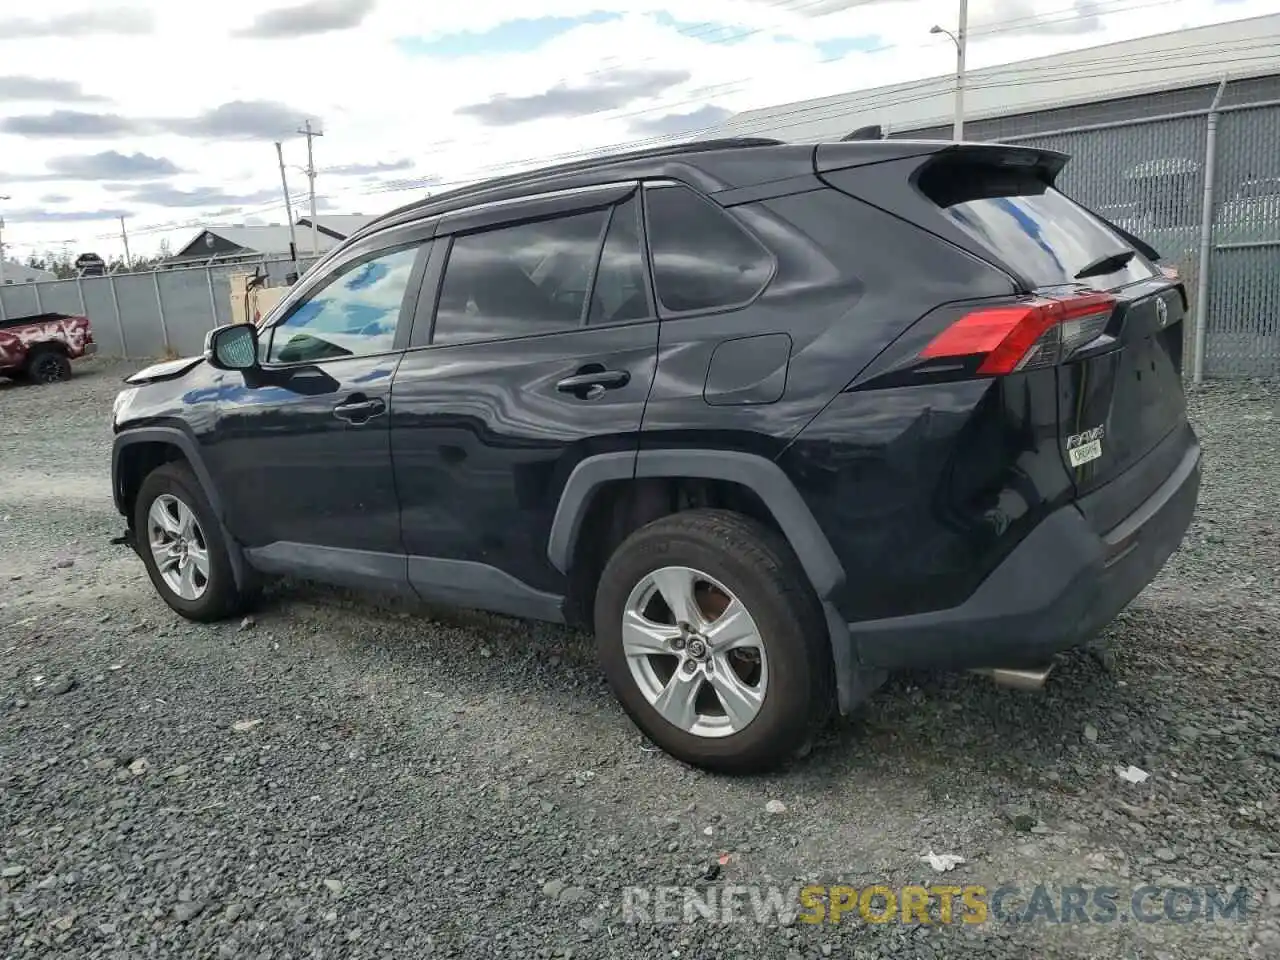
[1074,249,1135,280]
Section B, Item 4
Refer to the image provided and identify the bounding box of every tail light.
[920,293,1116,375]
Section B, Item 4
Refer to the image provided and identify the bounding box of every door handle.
[333,395,386,424]
[555,368,630,398]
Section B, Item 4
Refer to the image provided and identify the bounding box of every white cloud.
[0,0,1271,258]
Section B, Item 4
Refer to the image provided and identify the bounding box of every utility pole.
[955,0,968,141]
[275,141,300,267]
[0,195,9,288]
[930,0,969,141]
[297,119,323,255]
[119,215,132,269]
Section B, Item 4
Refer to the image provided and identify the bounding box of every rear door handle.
[333,395,386,424]
[555,369,630,398]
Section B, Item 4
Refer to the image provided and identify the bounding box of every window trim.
[580,206,614,327]
[407,239,448,350]
[640,180,778,321]
[436,181,638,241]
[258,228,434,370]
[585,194,655,328]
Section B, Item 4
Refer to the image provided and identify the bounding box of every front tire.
[594,509,834,774]
[134,462,249,621]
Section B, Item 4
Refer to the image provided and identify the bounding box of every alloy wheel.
[147,494,210,601]
[32,355,66,383]
[622,565,768,738]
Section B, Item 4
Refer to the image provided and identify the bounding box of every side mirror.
[205,322,259,371]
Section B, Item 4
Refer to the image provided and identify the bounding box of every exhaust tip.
[973,665,1054,691]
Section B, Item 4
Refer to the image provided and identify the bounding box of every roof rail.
[356,136,785,238]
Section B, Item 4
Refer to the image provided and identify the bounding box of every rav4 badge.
[1067,425,1105,468]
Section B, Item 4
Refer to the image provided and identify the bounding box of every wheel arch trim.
[112,425,222,518]
[112,425,251,591]
[547,448,845,600]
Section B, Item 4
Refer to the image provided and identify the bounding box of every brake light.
[921,293,1116,375]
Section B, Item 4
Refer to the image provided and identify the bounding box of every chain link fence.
[897,74,1280,380]
[0,256,318,360]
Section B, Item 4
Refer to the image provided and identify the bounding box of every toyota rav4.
[110,138,1200,772]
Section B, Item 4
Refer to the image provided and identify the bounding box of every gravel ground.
[1,359,1278,959]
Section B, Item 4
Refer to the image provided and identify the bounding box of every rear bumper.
[81,343,99,357]
[848,433,1201,672]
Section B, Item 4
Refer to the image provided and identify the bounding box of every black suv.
[111,138,1200,772]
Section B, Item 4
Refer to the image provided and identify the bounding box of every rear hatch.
[916,151,1190,519]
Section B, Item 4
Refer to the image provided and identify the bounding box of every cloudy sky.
[0,0,1271,259]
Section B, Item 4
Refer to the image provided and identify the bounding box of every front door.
[390,191,657,614]
[208,232,432,579]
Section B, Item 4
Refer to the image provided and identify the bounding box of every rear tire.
[134,462,250,622]
[26,347,71,384]
[594,509,834,774]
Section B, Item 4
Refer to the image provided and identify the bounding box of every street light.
[930,0,969,141]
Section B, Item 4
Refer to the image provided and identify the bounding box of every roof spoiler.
[933,143,1070,185]
[840,125,884,141]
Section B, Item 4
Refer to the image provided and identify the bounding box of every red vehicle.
[0,312,97,383]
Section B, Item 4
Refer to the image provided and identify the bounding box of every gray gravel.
[2,360,1278,959]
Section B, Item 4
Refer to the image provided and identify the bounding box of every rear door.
[389,185,658,608]
[923,158,1190,509]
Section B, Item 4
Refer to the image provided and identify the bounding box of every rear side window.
[644,184,774,313]
[920,160,1158,290]
[432,210,607,345]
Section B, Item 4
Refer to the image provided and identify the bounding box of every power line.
[63,38,1278,249]
[330,35,1280,201]
[298,0,1201,198]
[59,0,1176,242]
[33,4,1270,247]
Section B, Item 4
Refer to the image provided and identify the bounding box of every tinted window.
[268,244,420,364]
[433,210,608,345]
[921,162,1158,289]
[589,196,649,325]
[644,185,773,313]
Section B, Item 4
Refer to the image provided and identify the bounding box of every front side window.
[432,210,608,346]
[267,244,421,364]
[644,184,774,314]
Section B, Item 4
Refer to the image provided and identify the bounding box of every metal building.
[715,14,1280,380]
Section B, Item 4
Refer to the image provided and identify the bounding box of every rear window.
[920,161,1157,290]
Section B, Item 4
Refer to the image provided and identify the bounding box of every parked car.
[110,138,1200,772]
[0,312,97,383]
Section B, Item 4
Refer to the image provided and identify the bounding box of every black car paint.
[112,139,1200,711]
[390,316,659,596]
[124,355,206,384]
[213,356,403,554]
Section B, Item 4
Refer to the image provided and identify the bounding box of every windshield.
[922,162,1158,290]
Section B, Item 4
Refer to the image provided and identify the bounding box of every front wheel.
[594,509,834,773]
[134,462,251,621]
